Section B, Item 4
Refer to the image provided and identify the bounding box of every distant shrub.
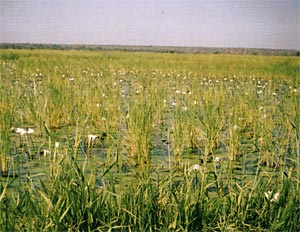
[0,52,20,60]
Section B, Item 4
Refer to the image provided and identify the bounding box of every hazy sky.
[0,0,299,50]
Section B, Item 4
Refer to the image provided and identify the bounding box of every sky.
[0,0,299,50]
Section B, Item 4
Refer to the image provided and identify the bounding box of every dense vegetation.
[1,43,299,56]
[0,49,299,231]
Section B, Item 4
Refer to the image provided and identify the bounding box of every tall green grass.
[0,49,299,231]
[1,154,299,231]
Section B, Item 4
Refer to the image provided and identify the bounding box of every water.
[1,78,299,193]
[1,125,291,190]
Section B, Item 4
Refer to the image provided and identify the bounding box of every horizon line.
[1,42,299,52]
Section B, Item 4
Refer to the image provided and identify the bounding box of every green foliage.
[1,157,299,231]
[0,52,19,60]
[0,49,299,230]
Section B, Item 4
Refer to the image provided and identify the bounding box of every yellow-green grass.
[0,49,299,231]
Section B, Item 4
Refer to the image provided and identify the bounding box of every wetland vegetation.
[0,49,299,231]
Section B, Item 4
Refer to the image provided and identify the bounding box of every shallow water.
[1,75,299,194]
[2,123,297,195]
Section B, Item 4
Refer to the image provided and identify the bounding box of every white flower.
[27,128,34,134]
[191,164,200,171]
[12,127,34,135]
[88,134,98,141]
[264,190,279,202]
[87,134,98,148]
[271,192,279,202]
[41,149,50,157]
[181,106,188,111]
[55,142,60,148]
[264,191,271,199]
[214,157,221,163]
[15,128,27,135]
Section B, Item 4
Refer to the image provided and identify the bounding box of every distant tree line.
[0,43,299,56]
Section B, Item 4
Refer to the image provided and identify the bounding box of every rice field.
[0,49,300,231]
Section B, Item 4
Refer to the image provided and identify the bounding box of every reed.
[0,69,14,177]
[0,49,299,231]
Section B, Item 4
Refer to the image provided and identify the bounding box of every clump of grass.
[0,79,14,177]
[125,93,155,167]
[195,95,225,161]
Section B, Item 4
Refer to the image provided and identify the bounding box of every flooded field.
[1,49,299,231]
